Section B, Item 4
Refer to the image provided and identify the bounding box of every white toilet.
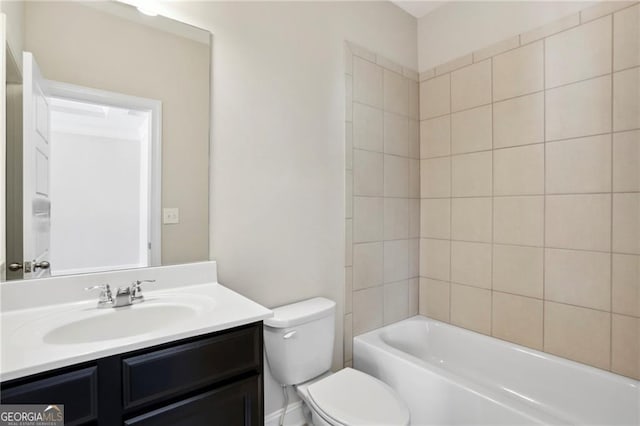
[264,297,410,426]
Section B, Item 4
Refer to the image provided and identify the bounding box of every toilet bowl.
[296,367,410,426]
[263,297,410,426]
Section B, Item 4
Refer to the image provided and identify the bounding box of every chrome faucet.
[85,280,156,308]
[85,284,113,308]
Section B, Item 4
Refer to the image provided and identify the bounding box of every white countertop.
[1,282,272,382]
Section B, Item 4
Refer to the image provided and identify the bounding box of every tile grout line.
[407,74,420,318]
[609,12,615,372]
[448,71,453,324]
[345,47,351,362]
[490,55,495,337]
[380,59,387,327]
[351,50,363,345]
[419,126,640,161]
[413,236,635,256]
[546,70,613,91]
[612,63,640,74]
[418,74,425,318]
[407,76,413,318]
[422,139,638,171]
[349,47,355,362]
[415,191,640,201]
[542,35,547,352]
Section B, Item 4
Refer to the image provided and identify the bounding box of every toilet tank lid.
[264,297,335,328]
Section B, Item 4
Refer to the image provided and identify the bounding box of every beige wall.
[344,43,420,365]
[23,1,210,265]
[419,2,639,380]
[151,0,418,415]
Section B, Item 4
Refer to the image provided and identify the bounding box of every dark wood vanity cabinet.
[1,322,264,426]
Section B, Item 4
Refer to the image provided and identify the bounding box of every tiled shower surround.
[345,1,639,380]
[418,2,639,379]
[344,43,421,366]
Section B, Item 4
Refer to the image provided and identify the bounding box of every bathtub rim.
[353,315,639,425]
[354,318,573,424]
[355,315,639,388]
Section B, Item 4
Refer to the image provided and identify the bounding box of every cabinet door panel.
[1,366,98,425]
[124,375,260,426]
[122,324,260,409]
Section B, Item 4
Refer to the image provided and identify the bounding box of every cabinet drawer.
[122,324,261,409]
[1,366,98,425]
[124,375,260,426]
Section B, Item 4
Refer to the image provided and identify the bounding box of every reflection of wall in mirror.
[0,1,23,74]
[23,1,210,265]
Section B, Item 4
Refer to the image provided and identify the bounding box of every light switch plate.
[163,207,180,224]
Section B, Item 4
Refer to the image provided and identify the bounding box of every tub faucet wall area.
[347,0,639,388]
[416,2,639,380]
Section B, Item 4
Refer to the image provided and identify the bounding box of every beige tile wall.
[345,43,420,366]
[419,2,640,380]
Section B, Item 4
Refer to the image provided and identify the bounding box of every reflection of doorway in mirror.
[7,52,163,279]
[46,82,162,277]
[49,96,153,276]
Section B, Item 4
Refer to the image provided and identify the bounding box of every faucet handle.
[133,279,156,288]
[85,284,111,292]
[131,279,155,298]
[85,284,112,303]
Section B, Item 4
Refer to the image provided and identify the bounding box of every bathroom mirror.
[3,1,211,281]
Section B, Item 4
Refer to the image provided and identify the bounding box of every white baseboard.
[264,401,306,426]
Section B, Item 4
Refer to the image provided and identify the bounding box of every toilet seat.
[306,368,410,426]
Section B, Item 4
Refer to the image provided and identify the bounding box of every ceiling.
[391,1,445,18]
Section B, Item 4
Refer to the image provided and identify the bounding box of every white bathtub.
[354,316,639,425]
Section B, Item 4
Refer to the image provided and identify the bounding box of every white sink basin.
[43,304,198,344]
[9,294,216,346]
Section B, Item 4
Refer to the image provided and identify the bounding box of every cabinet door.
[1,366,98,425]
[122,324,261,410]
[124,375,260,426]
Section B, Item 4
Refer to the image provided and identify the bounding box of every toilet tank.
[263,297,336,385]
